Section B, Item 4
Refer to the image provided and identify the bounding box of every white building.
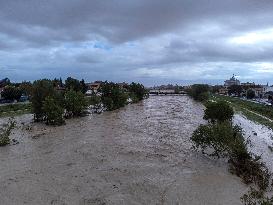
[224,75,240,87]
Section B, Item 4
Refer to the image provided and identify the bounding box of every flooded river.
[0,96,249,205]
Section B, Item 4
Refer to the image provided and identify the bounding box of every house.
[86,81,102,95]
[253,87,264,98]
[241,82,255,87]
[264,91,273,101]
[218,87,229,95]
[224,74,240,87]
[263,85,273,94]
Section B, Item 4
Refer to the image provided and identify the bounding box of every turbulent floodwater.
[0,96,248,205]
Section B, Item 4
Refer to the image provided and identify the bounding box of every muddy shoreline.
[0,96,249,204]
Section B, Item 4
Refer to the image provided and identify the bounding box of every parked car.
[19,95,29,102]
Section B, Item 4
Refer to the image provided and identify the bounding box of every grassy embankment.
[0,96,99,118]
[0,103,32,117]
[212,95,273,129]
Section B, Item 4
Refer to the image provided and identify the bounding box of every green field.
[212,95,273,129]
[0,103,32,117]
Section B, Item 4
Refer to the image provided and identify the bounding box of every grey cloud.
[1,0,273,84]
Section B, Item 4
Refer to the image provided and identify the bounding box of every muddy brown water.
[0,96,247,205]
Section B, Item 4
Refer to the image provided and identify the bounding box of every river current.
[0,96,250,204]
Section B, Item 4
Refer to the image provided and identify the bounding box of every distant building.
[241,82,255,87]
[218,87,229,95]
[253,87,264,98]
[224,75,240,87]
[86,81,102,95]
[263,85,273,93]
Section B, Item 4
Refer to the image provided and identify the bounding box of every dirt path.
[0,96,247,205]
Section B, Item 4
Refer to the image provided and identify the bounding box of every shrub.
[31,79,55,121]
[100,82,128,111]
[0,118,16,146]
[204,101,234,123]
[64,90,88,117]
[191,122,271,191]
[191,122,246,158]
[247,89,256,99]
[2,85,23,101]
[19,81,33,96]
[241,187,273,205]
[88,95,101,106]
[228,85,243,96]
[42,96,65,125]
[65,77,87,93]
[128,82,147,102]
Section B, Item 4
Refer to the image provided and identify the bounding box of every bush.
[88,95,101,106]
[65,77,87,93]
[128,82,147,102]
[19,81,33,96]
[31,79,56,121]
[64,90,88,117]
[247,89,256,99]
[42,96,65,125]
[191,122,271,191]
[100,82,128,111]
[241,187,273,205]
[2,86,23,101]
[188,84,210,101]
[0,118,16,146]
[191,122,246,158]
[228,85,243,96]
[204,101,234,123]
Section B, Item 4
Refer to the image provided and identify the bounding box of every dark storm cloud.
[1,0,273,84]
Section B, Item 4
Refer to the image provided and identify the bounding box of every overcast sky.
[1,0,273,85]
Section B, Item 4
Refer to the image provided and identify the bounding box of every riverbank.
[0,102,32,117]
[0,96,247,205]
[212,94,273,130]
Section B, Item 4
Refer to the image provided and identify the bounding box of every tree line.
[0,78,148,126]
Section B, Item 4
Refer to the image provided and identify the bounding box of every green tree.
[191,122,270,190]
[128,82,147,102]
[174,84,180,94]
[65,77,87,93]
[64,90,88,117]
[80,79,88,94]
[0,118,16,146]
[31,79,55,121]
[42,96,65,125]
[19,81,33,96]
[228,85,243,96]
[204,101,234,123]
[211,85,222,94]
[188,84,210,101]
[100,82,128,111]
[247,89,256,99]
[2,86,23,101]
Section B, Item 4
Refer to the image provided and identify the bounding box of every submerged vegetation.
[8,77,148,125]
[191,100,273,204]
[0,118,16,146]
[204,100,234,123]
